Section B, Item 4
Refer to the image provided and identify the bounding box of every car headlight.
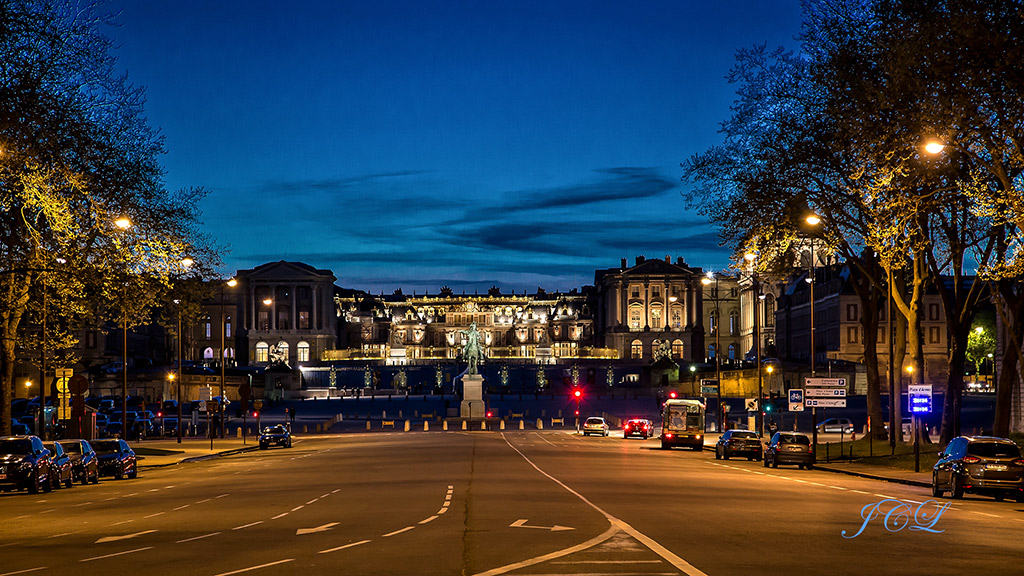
[18,461,33,471]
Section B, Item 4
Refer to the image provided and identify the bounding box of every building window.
[629,305,643,331]
[929,303,940,321]
[708,344,716,359]
[630,285,641,298]
[709,311,717,334]
[277,341,290,360]
[631,339,643,359]
[848,326,859,344]
[86,331,97,349]
[258,310,270,331]
[650,340,661,358]
[652,286,661,298]
[728,344,737,360]
[847,304,858,322]
[204,347,214,360]
[299,310,310,330]
[224,347,234,359]
[929,326,941,344]
[672,339,684,359]
[255,342,269,363]
[651,305,663,329]
[203,317,212,339]
[297,341,310,362]
[671,306,682,328]
[763,294,775,327]
[225,317,232,338]
[729,311,739,335]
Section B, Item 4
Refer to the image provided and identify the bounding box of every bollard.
[557,409,562,418]
[443,420,448,431]
[237,428,242,438]
[462,420,467,430]
[500,420,505,430]
[481,421,487,431]
[424,421,429,431]
[536,418,544,430]
[399,410,403,418]
[303,425,308,433]
[404,420,410,432]
[519,420,524,430]
[366,421,371,430]
[383,410,387,419]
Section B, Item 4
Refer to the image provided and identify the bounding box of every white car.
[817,418,855,434]
[582,417,609,436]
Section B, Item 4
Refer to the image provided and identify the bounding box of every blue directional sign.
[908,385,932,414]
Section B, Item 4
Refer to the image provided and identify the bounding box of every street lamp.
[803,214,822,451]
[702,272,724,431]
[116,217,132,441]
[744,252,765,436]
[924,141,945,155]
[220,278,238,439]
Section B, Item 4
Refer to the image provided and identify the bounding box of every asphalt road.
[2,430,1022,576]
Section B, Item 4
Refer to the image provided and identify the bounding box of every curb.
[813,465,931,488]
[138,445,260,469]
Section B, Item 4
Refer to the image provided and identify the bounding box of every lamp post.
[702,272,724,432]
[744,252,765,437]
[220,278,238,439]
[115,217,132,440]
[804,214,821,453]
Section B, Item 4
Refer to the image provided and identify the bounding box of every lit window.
[651,305,663,329]
[297,341,310,362]
[255,342,269,363]
[672,339,683,359]
[629,305,643,331]
[631,339,643,359]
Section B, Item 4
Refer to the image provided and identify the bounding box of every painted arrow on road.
[510,519,574,532]
[95,530,157,544]
[296,522,339,536]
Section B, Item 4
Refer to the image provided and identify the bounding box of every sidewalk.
[129,436,261,469]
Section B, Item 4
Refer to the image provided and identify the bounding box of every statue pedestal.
[460,374,485,419]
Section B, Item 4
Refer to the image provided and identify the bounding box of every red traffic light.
[574,410,580,416]
[252,411,259,418]
[486,411,493,418]
[157,411,163,418]
[573,389,582,399]
[669,391,678,399]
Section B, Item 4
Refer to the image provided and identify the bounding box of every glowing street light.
[924,141,945,155]
[114,217,132,229]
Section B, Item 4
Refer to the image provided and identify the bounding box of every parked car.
[764,432,815,469]
[623,418,653,439]
[817,418,855,434]
[10,421,31,435]
[716,430,763,461]
[582,417,610,437]
[259,425,292,450]
[57,439,99,485]
[0,435,53,493]
[91,439,137,480]
[162,417,179,436]
[932,436,1024,502]
[161,399,178,415]
[43,442,75,489]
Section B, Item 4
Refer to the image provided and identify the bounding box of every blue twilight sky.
[103,1,804,293]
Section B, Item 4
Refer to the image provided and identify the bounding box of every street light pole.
[702,272,724,432]
[176,303,183,443]
[115,217,132,440]
[220,278,237,439]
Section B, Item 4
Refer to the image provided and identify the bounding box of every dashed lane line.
[319,540,371,554]
[382,526,415,537]
[271,512,289,520]
[232,521,264,531]
[0,567,48,576]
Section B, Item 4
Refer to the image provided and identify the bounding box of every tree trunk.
[850,259,887,439]
[992,279,1024,437]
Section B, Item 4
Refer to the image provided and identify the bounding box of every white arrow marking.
[296,522,339,536]
[509,519,574,532]
[95,529,157,544]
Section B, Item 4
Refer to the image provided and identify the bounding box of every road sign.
[198,400,207,413]
[805,388,847,397]
[68,374,89,395]
[745,398,758,411]
[55,368,73,394]
[805,377,847,387]
[805,398,847,408]
[701,385,719,395]
[909,384,932,414]
[788,389,805,412]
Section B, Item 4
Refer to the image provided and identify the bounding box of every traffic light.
[668,391,678,399]
[573,388,582,399]
[252,411,259,418]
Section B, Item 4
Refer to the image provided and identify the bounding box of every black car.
[0,436,53,493]
[259,425,292,450]
[58,439,100,485]
[932,436,1024,502]
[91,439,137,480]
[623,418,654,439]
[43,442,75,489]
[716,430,763,461]
[764,432,815,469]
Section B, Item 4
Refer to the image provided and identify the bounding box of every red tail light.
[1013,459,1024,466]
[962,455,981,464]
[665,433,673,439]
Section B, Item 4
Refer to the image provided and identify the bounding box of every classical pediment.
[242,261,336,283]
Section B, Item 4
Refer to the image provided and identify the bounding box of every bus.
[660,398,705,450]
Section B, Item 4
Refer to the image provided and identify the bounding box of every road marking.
[0,567,48,576]
[805,482,825,486]
[96,530,158,544]
[291,505,304,512]
[79,546,154,562]
[382,526,415,537]
[850,490,870,495]
[196,498,211,504]
[143,512,165,518]
[216,493,230,499]
[551,560,664,564]
[164,485,175,489]
[306,498,319,505]
[232,521,264,530]
[109,519,134,526]
[148,489,160,492]
[319,493,330,499]
[331,488,342,494]
[437,506,449,515]
[173,504,190,511]
[0,541,23,548]
[271,512,289,520]
[534,433,557,447]
[829,486,848,491]
[45,532,76,539]
[875,494,894,499]
[39,509,55,514]
[973,511,1001,518]
[176,532,221,543]
[510,519,574,531]
[492,435,709,576]
[72,501,93,507]
[122,493,138,498]
[419,515,438,524]
[445,494,452,500]
[319,540,370,554]
[296,523,339,536]
[212,558,294,576]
